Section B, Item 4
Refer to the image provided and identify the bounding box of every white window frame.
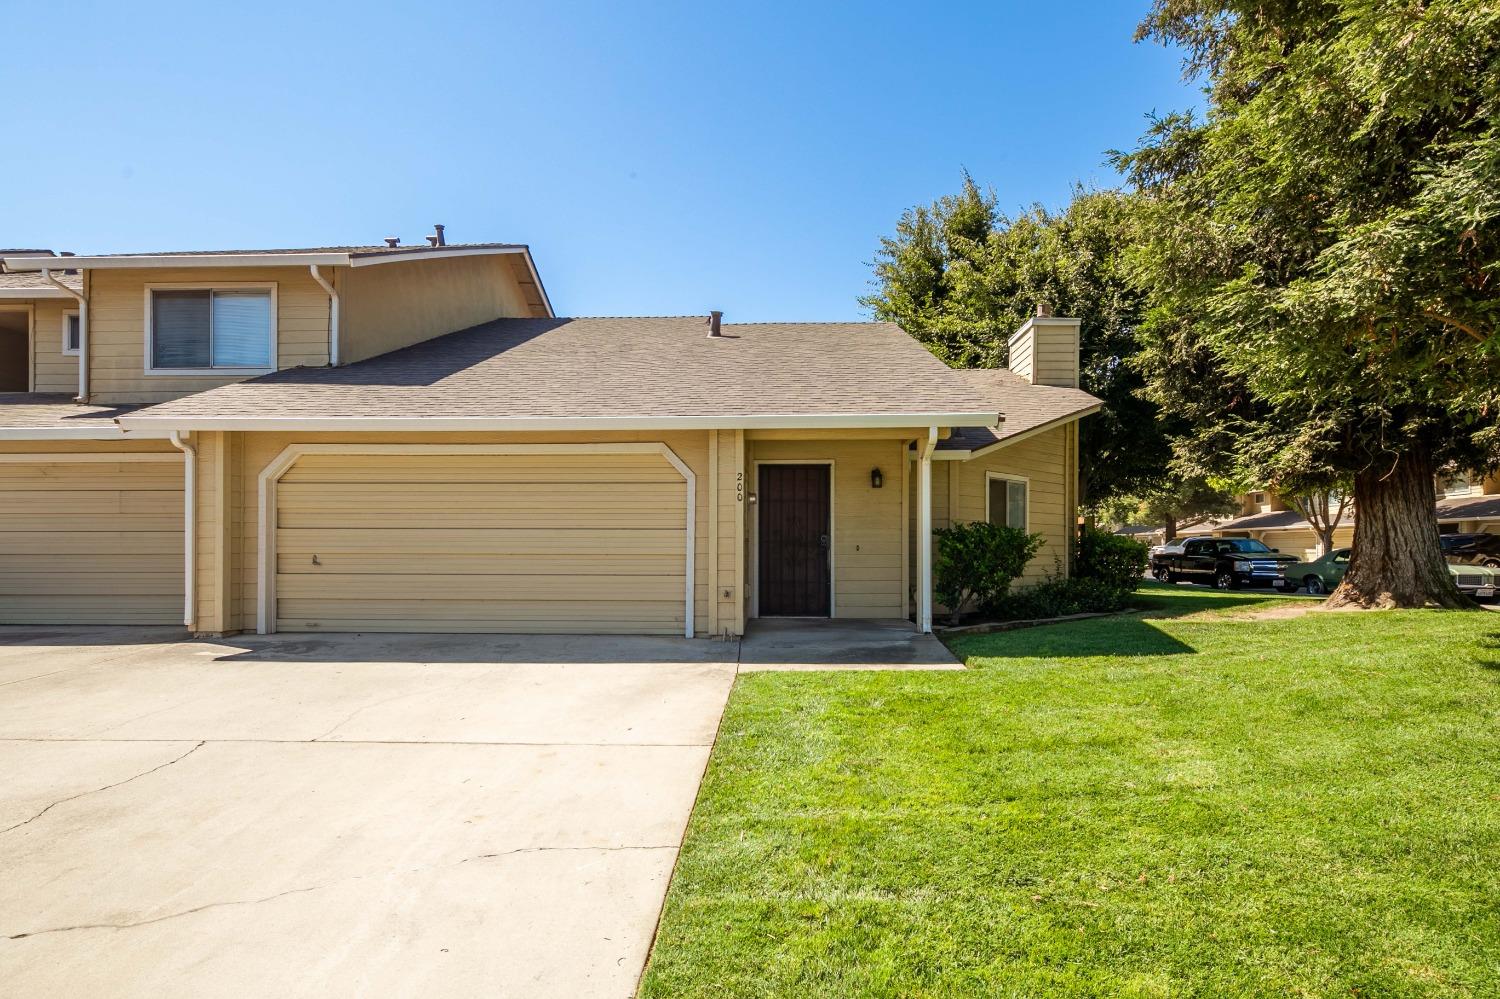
[143,282,278,376]
[61,310,80,356]
[984,471,1031,532]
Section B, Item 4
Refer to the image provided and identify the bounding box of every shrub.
[933,522,1045,626]
[984,576,1136,622]
[1075,526,1149,594]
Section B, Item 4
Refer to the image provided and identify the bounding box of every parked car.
[1287,546,1494,600]
[1148,539,1188,576]
[1440,532,1500,569]
[1152,537,1299,590]
[1287,547,1351,595]
[1451,563,1498,602]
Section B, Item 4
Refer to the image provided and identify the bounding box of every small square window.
[62,312,80,355]
[986,475,1028,529]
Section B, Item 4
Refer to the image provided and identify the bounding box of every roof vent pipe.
[706,310,723,338]
[432,224,446,246]
[384,237,400,248]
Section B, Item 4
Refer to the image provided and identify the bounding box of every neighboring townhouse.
[1125,475,1500,559]
[0,239,1097,637]
[1207,489,1356,560]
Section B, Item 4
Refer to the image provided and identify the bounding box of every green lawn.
[641,585,1500,997]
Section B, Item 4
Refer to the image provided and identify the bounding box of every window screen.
[151,289,271,369]
[987,477,1028,529]
[211,291,273,367]
[64,314,80,353]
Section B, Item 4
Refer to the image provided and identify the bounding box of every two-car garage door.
[271,449,691,635]
[0,456,184,625]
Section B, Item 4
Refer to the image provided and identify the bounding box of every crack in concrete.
[4,844,680,940]
[0,741,205,836]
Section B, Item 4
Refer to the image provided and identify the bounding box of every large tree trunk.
[1326,449,1472,609]
[1163,516,1178,542]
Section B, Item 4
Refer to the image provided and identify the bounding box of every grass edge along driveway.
[641,585,1500,997]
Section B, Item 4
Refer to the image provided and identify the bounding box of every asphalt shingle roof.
[1437,494,1500,522]
[0,270,82,293]
[0,394,141,429]
[129,317,1014,424]
[934,369,1100,451]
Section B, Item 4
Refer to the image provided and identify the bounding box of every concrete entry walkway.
[0,627,737,999]
[738,618,962,671]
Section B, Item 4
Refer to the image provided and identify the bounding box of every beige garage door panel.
[274,452,688,634]
[0,460,184,625]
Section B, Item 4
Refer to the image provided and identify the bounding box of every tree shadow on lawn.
[948,614,1196,660]
[1476,631,1500,672]
[947,584,1293,661]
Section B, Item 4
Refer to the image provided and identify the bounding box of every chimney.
[432,224,446,247]
[384,237,400,248]
[706,310,724,338]
[426,235,439,246]
[1006,307,1080,387]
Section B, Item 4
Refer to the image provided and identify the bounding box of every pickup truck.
[1152,537,1299,590]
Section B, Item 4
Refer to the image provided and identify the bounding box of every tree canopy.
[1115,0,1500,606]
[862,179,1171,507]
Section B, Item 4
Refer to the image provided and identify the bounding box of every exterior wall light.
[871,467,884,489]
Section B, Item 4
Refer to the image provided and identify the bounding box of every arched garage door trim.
[256,443,696,637]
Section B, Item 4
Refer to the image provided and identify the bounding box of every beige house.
[0,240,1097,637]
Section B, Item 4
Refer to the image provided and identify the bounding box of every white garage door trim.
[256,443,696,637]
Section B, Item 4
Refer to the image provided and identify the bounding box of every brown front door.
[758,463,831,616]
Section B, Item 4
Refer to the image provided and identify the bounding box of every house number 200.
[736,472,744,502]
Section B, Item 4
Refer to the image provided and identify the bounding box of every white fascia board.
[346,246,528,267]
[935,404,1103,460]
[517,250,555,317]
[0,287,74,299]
[0,425,173,440]
[117,411,1001,433]
[2,253,351,271]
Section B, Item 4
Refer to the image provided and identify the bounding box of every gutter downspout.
[309,264,340,366]
[42,268,89,401]
[168,431,197,632]
[917,426,937,634]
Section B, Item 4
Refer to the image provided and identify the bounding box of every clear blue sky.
[3,1,1194,321]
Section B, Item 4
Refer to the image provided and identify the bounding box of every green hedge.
[980,527,1148,622]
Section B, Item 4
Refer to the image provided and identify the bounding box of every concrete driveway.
[0,627,738,999]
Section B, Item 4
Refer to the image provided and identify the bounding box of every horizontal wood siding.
[338,255,538,364]
[272,451,689,634]
[749,437,909,619]
[914,426,1075,594]
[205,432,710,634]
[32,300,76,393]
[0,448,184,624]
[950,426,1072,583]
[88,267,329,405]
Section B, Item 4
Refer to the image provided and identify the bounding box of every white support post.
[168,431,197,632]
[917,426,937,633]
